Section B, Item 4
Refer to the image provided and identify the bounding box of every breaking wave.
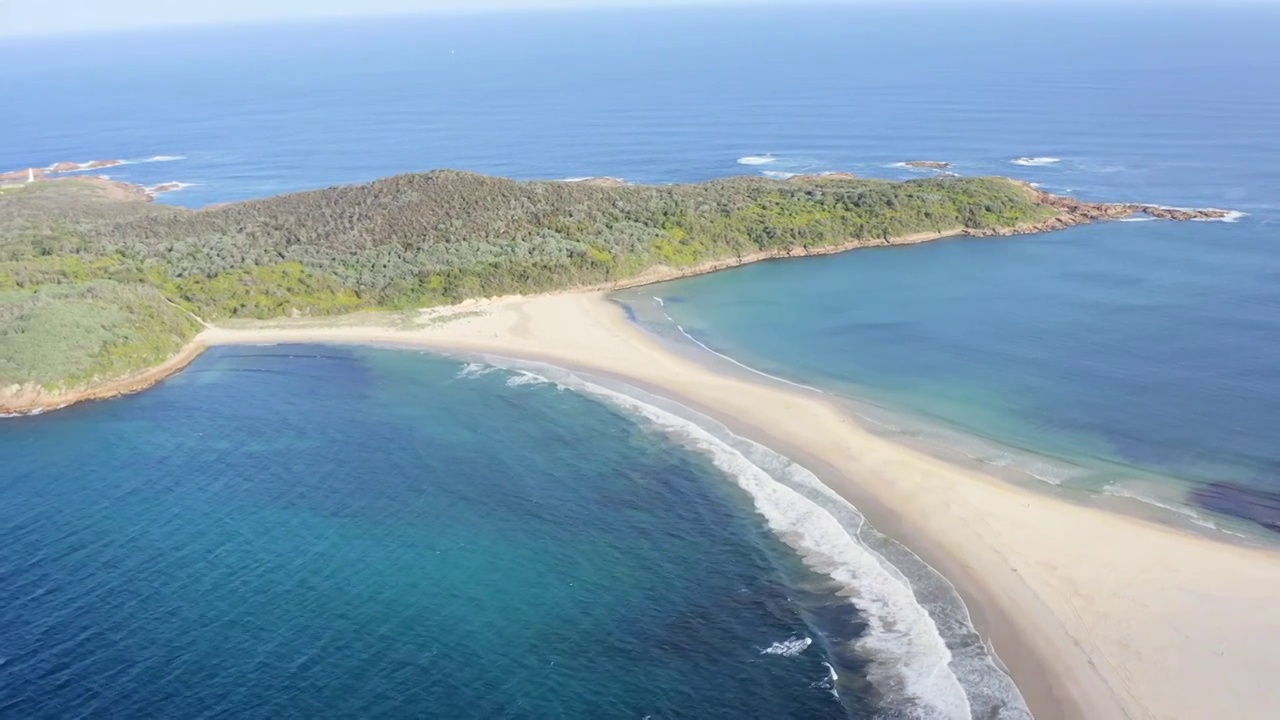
[504,370,554,387]
[456,362,497,379]
[737,155,778,166]
[457,355,1031,719]
[145,182,195,194]
[142,155,186,163]
[1010,157,1061,167]
[1200,209,1247,223]
[761,636,813,657]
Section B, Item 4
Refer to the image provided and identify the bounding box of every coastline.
[1,173,1233,420]
[0,342,206,416]
[196,292,1280,720]
[0,229,965,417]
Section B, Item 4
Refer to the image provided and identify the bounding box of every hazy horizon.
[3,0,775,38]
[5,0,1260,39]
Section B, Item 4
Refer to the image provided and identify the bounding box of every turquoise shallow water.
[622,211,1280,535]
[2,3,1279,715]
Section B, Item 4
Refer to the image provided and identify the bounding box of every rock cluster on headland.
[964,182,1231,236]
[48,159,126,173]
[0,167,45,182]
[1,160,189,199]
[903,160,952,169]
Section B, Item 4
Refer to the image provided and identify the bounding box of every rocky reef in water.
[1191,483,1280,535]
[966,183,1232,237]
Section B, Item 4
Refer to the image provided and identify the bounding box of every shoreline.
[1,174,1233,419]
[0,342,206,416]
[194,293,1280,720]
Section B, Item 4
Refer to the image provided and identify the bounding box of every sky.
[0,0,784,37]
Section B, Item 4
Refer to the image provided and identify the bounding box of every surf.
[1009,157,1061,167]
[460,356,1031,719]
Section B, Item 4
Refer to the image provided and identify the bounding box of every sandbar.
[200,293,1280,720]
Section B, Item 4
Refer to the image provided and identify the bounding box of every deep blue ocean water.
[2,3,1279,716]
[2,348,859,718]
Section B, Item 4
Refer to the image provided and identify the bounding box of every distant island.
[902,160,952,169]
[0,169,1228,414]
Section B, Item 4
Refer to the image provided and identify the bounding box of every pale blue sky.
[0,0,791,37]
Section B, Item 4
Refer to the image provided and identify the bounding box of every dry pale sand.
[200,292,1280,720]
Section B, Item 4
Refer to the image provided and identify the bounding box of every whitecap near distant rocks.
[1010,157,1061,167]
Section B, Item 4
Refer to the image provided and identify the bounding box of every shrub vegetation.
[0,171,1054,390]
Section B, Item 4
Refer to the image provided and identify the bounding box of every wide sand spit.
[193,292,1280,720]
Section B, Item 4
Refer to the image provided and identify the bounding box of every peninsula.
[2,169,1273,720]
[0,169,1225,414]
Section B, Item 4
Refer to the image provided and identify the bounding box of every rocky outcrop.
[0,342,205,416]
[572,177,626,187]
[0,167,44,182]
[788,172,858,182]
[903,161,951,169]
[48,159,126,173]
[1140,206,1228,221]
[974,183,1231,237]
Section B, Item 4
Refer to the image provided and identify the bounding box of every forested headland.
[1,170,1064,401]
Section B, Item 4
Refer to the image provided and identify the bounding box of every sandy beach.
[199,292,1280,720]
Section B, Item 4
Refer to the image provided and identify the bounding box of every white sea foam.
[737,155,778,166]
[448,355,1029,717]
[1199,209,1247,223]
[145,182,195,194]
[651,296,664,307]
[761,170,799,180]
[142,154,186,163]
[1118,217,1156,222]
[456,362,497,379]
[515,367,979,718]
[505,371,551,387]
[821,661,840,698]
[761,636,812,657]
[46,160,128,173]
[1010,156,1061,167]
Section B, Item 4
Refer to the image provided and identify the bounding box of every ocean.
[2,3,1278,717]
